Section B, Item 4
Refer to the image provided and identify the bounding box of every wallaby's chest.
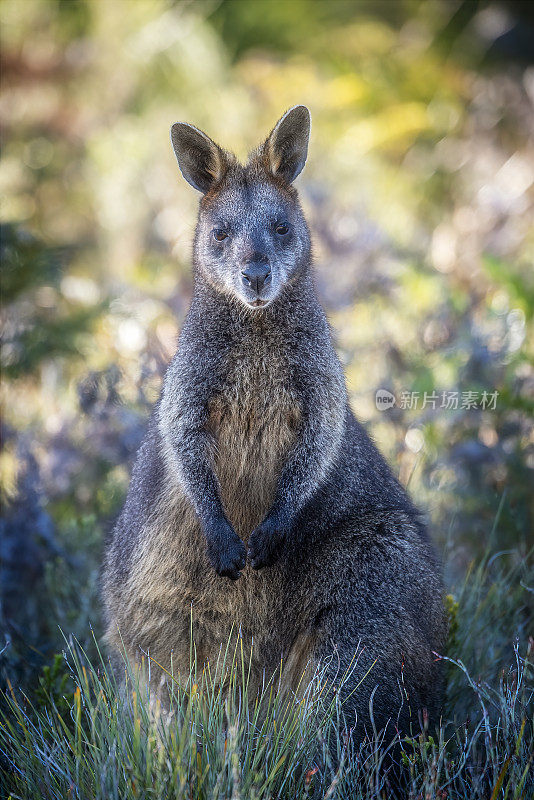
[207,343,300,539]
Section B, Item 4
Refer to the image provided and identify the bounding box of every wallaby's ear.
[264,105,311,184]
[170,123,229,193]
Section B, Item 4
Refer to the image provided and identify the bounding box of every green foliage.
[1,224,63,303]
[445,549,534,723]
[0,508,104,690]
[3,302,106,379]
[1,224,104,378]
[482,255,534,323]
[35,652,75,718]
[444,592,460,656]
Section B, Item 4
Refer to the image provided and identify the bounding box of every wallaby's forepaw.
[248,514,286,569]
[205,519,246,580]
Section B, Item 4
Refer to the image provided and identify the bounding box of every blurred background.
[1,0,533,689]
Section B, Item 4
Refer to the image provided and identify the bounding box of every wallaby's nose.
[241,258,271,294]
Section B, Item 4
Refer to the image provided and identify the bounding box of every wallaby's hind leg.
[307,611,443,753]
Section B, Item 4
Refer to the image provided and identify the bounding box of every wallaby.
[102,106,446,746]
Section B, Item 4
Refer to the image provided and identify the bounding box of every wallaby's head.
[171,106,311,309]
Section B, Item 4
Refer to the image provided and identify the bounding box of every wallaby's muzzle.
[241,259,272,297]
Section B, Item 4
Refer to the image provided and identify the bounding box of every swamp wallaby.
[103,106,446,744]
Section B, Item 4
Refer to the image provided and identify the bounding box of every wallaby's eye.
[213,229,228,242]
[275,223,289,236]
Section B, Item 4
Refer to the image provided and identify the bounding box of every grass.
[1,550,532,800]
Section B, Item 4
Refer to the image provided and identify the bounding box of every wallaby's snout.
[241,255,272,300]
[170,106,311,310]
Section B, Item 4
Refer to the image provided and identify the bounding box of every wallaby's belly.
[208,387,300,540]
[113,385,301,682]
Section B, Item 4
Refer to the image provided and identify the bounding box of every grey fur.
[102,106,446,744]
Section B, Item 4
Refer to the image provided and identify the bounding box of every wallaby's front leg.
[248,378,346,569]
[158,360,246,580]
